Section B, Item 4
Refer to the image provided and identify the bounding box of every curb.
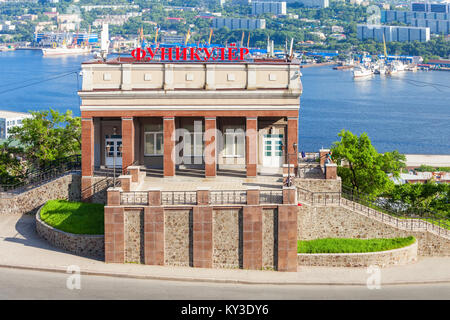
[1,263,449,286]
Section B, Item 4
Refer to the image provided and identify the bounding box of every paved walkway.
[0,214,449,285]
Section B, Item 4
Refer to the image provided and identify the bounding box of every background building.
[252,1,287,15]
[357,24,430,42]
[382,2,450,34]
[285,0,329,8]
[0,111,32,140]
[212,17,266,30]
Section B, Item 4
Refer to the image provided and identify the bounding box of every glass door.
[105,138,123,168]
[263,134,283,167]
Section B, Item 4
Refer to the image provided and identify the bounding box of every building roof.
[0,110,31,119]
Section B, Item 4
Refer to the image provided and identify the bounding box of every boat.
[41,44,91,56]
[353,65,373,78]
[405,64,418,72]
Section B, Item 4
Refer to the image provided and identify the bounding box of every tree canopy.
[330,129,406,196]
[9,109,81,167]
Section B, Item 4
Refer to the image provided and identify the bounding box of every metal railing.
[0,154,81,196]
[260,190,283,204]
[297,187,341,206]
[210,190,247,205]
[120,192,149,205]
[161,191,197,206]
[297,185,449,238]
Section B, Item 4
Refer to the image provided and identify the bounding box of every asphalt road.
[0,267,449,300]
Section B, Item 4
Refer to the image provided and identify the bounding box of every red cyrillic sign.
[131,46,250,62]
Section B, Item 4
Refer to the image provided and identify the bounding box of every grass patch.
[297,236,415,254]
[40,200,104,235]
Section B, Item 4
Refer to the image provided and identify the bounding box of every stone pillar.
[246,117,258,178]
[287,117,298,167]
[144,206,165,266]
[148,189,161,206]
[118,175,132,192]
[107,187,122,206]
[246,187,260,205]
[127,166,141,183]
[277,205,298,272]
[204,117,217,177]
[197,187,210,205]
[163,117,176,177]
[282,186,297,205]
[104,206,124,263]
[121,117,135,174]
[319,148,330,167]
[192,206,213,268]
[243,206,263,270]
[81,117,94,201]
[325,163,337,180]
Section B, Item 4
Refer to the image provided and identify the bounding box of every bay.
[0,50,449,154]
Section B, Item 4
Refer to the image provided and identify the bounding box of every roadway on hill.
[0,267,449,300]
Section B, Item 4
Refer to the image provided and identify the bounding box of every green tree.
[9,109,81,166]
[0,140,25,185]
[330,130,406,195]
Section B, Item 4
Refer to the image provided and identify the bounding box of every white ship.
[41,45,91,56]
[353,65,373,78]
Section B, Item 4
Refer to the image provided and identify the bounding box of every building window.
[183,131,203,156]
[224,128,245,157]
[144,132,163,156]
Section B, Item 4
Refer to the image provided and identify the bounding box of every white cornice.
[80,105,300,111]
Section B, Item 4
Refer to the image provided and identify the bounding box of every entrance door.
[263,134,283,167]
[105,138,122,168]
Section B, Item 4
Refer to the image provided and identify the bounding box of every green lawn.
[297,236,416,254]
[40,200,104,235]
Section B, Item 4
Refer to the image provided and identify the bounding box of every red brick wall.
[193,206,213,268]
[243,206,263,270]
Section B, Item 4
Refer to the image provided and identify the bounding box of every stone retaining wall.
[0,174,81,215]
[297,240,418,267]
[295,178,341,193]
[35,206,104,259]
[298,205,450,256]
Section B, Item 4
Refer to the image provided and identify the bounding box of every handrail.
[297,185,449,238]
[0,154,81,194]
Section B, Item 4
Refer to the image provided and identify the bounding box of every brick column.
[144,206,165,266]
[282,186,297,205]
[193,206,213,268]
[81,118,94,201]
[319,149,330,167]
[163,117,175,177]
[121,117,135,174]
[197,187,210,205]
[104,205,124,263]
[148,189,161,206]
[243,206,263,270]
[325,163,337,179]
[277,205,298,272]
[204,117,216,177]
[246,117,258,177]
[287,117,298,167]
[127,166,140,183]
[118,175,132,192]
[246,187,260,205]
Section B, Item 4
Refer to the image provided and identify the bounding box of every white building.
[252,1,287,15]
[285,0,329,8]
[357,24,430,42]
[0,111,32,140]
[212,17,266,30]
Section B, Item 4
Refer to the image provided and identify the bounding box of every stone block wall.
[0,174,81,215]
[295,178,341,193]
[297,205,450,256]
[105,187,298,271]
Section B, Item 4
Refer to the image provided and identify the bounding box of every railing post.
[148,188,161,206]
[107,187,122,206]
[246,186,260,205]
[197,187,210,205]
